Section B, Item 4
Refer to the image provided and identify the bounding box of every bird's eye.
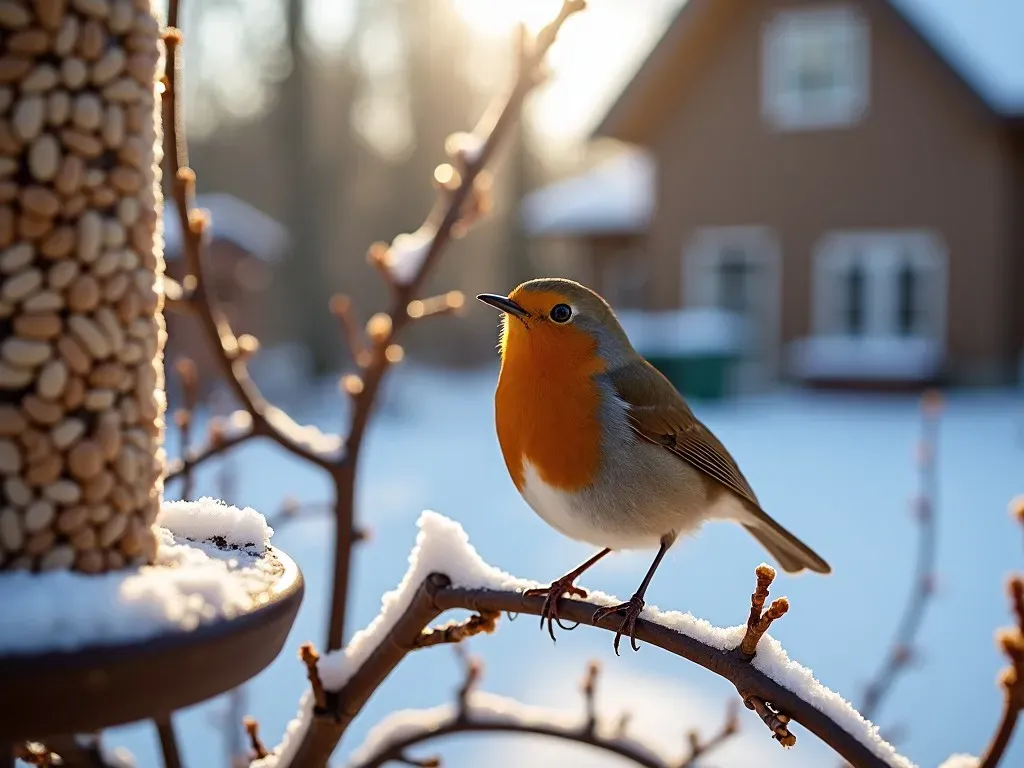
[550,303,572,323]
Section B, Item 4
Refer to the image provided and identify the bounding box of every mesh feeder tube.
[0,0,165,573]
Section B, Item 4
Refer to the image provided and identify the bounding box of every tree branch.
[860,391,943,723]
[156,717,183,768]
[345,647,736,768]
[161,30,338,475]
[261,560,905,768]
[322,0,588,653]
[977,565,1024,768]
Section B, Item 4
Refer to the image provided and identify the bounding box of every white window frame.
[812,230,948,343]
[762,4,870,131]
[683,225,782,380]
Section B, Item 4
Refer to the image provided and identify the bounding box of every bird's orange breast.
[494,315,605,493]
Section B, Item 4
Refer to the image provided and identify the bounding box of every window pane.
[844,260,866,334]
[896,260,917,335]
[717,248,751,313]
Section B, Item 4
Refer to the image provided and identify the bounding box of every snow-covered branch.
[344,648,738,768]
[252,512,915,768]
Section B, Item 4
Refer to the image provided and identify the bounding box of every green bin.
[646,352,735,401]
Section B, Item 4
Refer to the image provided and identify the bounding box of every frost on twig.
[344,647,733,768]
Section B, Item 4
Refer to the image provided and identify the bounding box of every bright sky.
[303,0,682,149]
[452,0,682,146]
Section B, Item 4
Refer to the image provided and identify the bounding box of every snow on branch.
[344,648,738,768]
[252,512,915,768]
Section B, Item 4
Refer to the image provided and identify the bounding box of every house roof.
[595,0,1024,142]
[520,149,655,237]
[161,193,289,262]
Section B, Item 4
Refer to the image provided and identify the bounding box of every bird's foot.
[523,576,588,642]
[592,593,646,655]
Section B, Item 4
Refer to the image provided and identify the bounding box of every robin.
[477,278,831,654]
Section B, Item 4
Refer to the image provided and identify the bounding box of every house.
[522,0,1024,391]
[161,193,291,397]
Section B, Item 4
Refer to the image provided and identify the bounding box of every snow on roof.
[890,0,1024,114]
[520,149,655,237]
[162,192,289,262]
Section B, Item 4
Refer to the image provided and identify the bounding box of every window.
[683,226,783,384]
[842,259,866,334]
[716,247,754,313]
[601,249,647,309]
[813,231,947,342]
[762,5,869,130]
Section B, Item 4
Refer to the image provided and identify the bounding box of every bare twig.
[744,697,796,748]
[172,358,199,500]
[977,563,1024,768]
[679,700,740,767]
[165,430,254,482]
[860,390,943,722]
[414,609,501,648]
[161,28,336,474]
[735,564,789,660]
[244,717,271,761]
[321,0,589,654]
[301,643,328,711]
[330,295,370,367]
[346,650,732,768]
[156,717,183,768]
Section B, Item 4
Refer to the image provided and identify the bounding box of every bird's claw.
[523,578,588,641]
[592,594,646,655]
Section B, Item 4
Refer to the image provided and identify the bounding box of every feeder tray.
[0,545,303,742]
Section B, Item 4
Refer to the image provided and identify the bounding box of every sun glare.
[453,0,566,35]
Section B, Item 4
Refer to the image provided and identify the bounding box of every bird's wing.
[607,358,761,509]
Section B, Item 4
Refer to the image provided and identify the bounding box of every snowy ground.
[90,364,1021,768]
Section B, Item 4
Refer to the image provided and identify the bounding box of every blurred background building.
[168,0,1023,401]
[138,3,1024,767]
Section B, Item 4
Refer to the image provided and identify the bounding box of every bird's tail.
[741,508,831,575]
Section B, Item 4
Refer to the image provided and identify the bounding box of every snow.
[890,0,1024,114]
[158,496,274,549]
[101,367,1024,767]
[446,131,485,165]
[0,502,280,655]
[937,756,978,768]
[520,149,654,237]
[385,225,437,284]
[346,690,670,766]
[161,192,290,262]
[317,511,535,691]
[249,690,314,768]
[786,335,943,381]
[616,307,750,356]
[256,510,913,768]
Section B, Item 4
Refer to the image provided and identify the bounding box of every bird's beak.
[476,293,530,319]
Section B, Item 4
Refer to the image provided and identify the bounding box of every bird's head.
[477,278,635,367]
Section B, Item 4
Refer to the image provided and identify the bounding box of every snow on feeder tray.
[616,308,750,400]
[0,498,304,742]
